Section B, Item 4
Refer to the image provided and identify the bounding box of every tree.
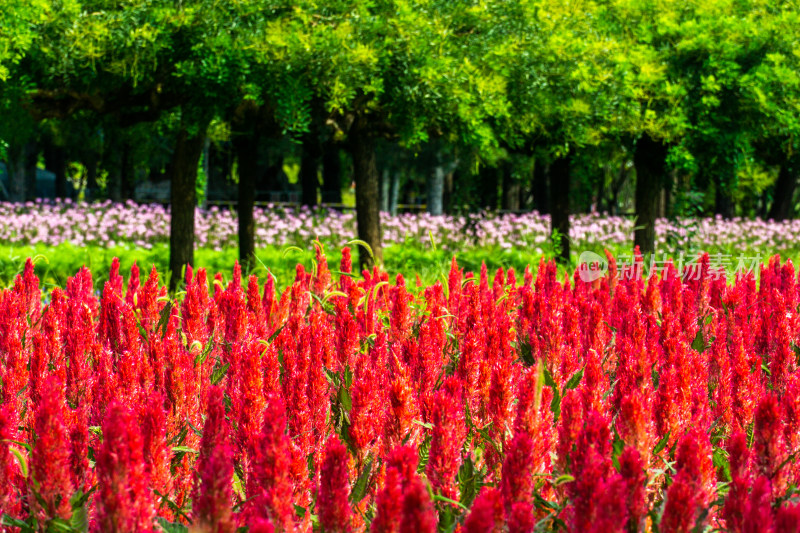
[18,0,246,289]
[490,0,636,263]
[305,0,507,268]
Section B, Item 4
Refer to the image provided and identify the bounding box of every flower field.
[2,248,800,532]
[1,199,799,255]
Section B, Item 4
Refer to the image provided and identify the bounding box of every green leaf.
[156,517,189,533]
[457,455,480,508]
[431,493,468,510]
[550,386,561,422]
[194,338,215,367]
[70,504,89,533]
[2,438,31,452]
[172,446,199,454]
[412,419,433,430]
[2,514,35,533]
[156,300,173,340]
[338,384,352,412]
[543,366,557,388]
[10,446,28,478]
[349,454,374,504]
[563,367,585,392]
[691,328,705,352]
[552,474,575,486]
[713,446,731,483]
[653,431,671,456]
[211,362,230,385]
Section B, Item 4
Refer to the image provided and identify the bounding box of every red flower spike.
[742,476,774,533]
[618,447,646,533]
[318,435,352,533]
[94,402,155,533]
[399,476,437,533]
[507,502,535,533]
[29,376,73,523]
[192,386,236,533]
[426,377,466,501]
[463,487,503,533]
[501,431,534,508]
[0,403,23,517]
[245,393,296,531]
[775,504,800,533]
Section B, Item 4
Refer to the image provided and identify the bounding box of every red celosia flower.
[754,392,788,496]
[775,503,800,532]
[618,447,646,533]
[399,476,437,533]
[463,487,503,533]
[507,502,534,533]
[501,431,534,508]
[661,475,695,533]
[742,476,774,533]
[426,377,466,501]
[30,376,73,523]
[248,518,276,533]
[723,429,752,531]
[245,393,296,531]
[373,445,435,533]
[371,462,403,533]
[661,428,714,533]
[140,394,172,515]
[317,435,352,533]
[0,403,23,517]
[192,386,235,533]
[94,402,155,532]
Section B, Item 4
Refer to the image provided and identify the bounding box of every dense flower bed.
[0,199,797,253]
[2,250,800,532]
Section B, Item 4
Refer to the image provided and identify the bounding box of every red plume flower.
[0,404,23,517]
[318,435,352,533]
[426,377,466,501]
[29,376,73,523]
[192,386,235,533]
[501,431,534,508]
[399,476,437,533]
[463,487,503,533]
[94,402,155,532]
[245,393,296,531]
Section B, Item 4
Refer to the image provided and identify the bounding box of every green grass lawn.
[0,242,556,291]
[2,240,796,292]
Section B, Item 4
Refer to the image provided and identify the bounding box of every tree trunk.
[121,143,135,200]
[233,128,259,272]
[768,163,797,221]
[443,169,454,214]
[389,170,401,216]
[533,159,550,214]
[634,133,668,255]
[84,152,99,201]
[714,183,734,219]
[44,142,69,199]
[427,165,445,215]
[381,168,390,213]
[478,166,499,210]
[321,142,342,204]
[24,142,38,201]
[501,162,520,212]
[350,129,382,270]
[550,155,571,264]
[106,142,123,203]
[300,138,320,207]
[7,144,27,202]
[168,125,206,292]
